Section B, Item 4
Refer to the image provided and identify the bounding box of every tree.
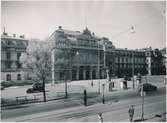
[53,48,71,98]
[54,48,71,81]
[20,40,52,102]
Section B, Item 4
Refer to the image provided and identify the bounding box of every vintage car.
[138,83,157,92]
[26,82,44,93]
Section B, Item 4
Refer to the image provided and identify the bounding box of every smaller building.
[145,47,166,75]
[1,31,28,81]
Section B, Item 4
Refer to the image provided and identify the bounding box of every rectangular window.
[17,62,22,68]
[6,52,11,60]
[17,53,21,60]
[6,62,11,68]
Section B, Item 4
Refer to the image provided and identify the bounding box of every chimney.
[58,26,62,29]
[3,27,8,36]
[20,35,24,38]
[3,32,8,36]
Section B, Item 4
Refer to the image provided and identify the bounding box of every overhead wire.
[110,9,165,39]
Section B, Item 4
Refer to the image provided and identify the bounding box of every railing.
[1,92,65,107]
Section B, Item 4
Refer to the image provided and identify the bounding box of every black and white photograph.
[1,0,166,122]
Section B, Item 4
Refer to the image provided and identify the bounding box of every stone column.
[76,66,79,80]
[83,68,86,80]
[96,67,99,79]
[90,66,93,80]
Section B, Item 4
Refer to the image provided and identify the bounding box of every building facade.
[2,27,164,82]
[50,26,164,81]
[50,26,116,81]
[145,47,166,75]
[115,49,147,78]
[1,32,28,81]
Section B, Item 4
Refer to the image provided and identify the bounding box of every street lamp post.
[64,72,68,98]
[141,83,145,121]
[130,26,135,89]
[102,84,105,104]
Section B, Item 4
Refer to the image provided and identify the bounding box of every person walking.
[128,105,135,122]
[98,113,103,122]
[91,81,93,87]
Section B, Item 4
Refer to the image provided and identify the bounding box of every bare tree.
[20,40,52,102]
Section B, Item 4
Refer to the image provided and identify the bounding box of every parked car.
[26,82,44,93]
[124,75,131,81]
[1,85,5,90]
[138,83,157,92]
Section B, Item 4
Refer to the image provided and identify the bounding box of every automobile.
[138,83,157,92]
[1,85,5,90]
[26,82,44,93]
[124,75,131,81]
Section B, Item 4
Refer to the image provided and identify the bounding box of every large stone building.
[50,26,165,81]
[2,27,165,82]
[1,31,28,81]
[50,26,115,81]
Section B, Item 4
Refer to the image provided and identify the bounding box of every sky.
[1,1,166,49]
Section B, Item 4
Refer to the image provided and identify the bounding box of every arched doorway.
[6,74,11,81]
[92,69,96,79]
[79,66,83,80]
[17,74,21,80]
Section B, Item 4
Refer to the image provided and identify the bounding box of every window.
[17,53,21,60]
[17,62,22,68]
[6,62,11,68]
[6,52,11,60]
[17,74,21,80]
[6,74,11,81]
[7,41,11,45]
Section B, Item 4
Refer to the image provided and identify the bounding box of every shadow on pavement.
[3,105,30,110]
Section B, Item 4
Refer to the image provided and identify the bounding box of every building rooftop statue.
[83,27,91,36]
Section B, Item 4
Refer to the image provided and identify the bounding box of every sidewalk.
[1,77,165,107]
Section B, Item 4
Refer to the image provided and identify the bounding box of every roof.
[57,29,81,36]
[56,27,100,40]
[115,48,145,52]
[1,34,28,41]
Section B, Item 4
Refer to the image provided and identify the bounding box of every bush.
[1,80,51,88]
[1,80,34,88]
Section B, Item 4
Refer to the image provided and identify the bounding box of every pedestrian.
[98,113,103,122]
[128,105,135,122]
[91,81,93,87]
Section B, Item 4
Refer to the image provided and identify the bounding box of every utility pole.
[98,40,100,94]
[132,52,135,89]
[130,26,135,89]
[102,84,105,104]
[140,75,145,121]
[141,83,145,121]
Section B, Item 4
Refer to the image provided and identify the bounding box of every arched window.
[6,74,11,81]
[17,74,21,80]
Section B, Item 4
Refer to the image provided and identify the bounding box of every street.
[2,86,166,122]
